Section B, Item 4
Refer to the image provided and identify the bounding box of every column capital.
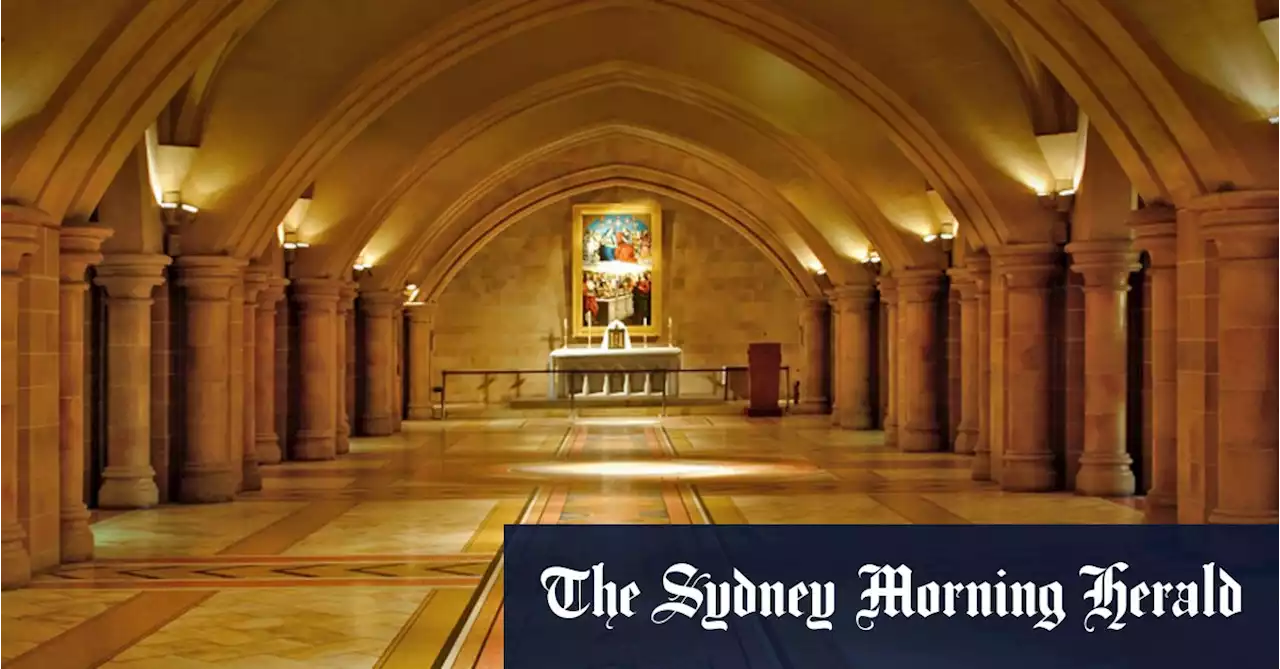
[991,243,1061,289]
[338,281,359,310]
[874,275,897,303]
[1,220,40,275]
[963,252,993,295]
[1066,239,1140,289]
[2,203,57,229]
[177,255,248,300]
[829,284,875,311]
[292,277,341,309]
[95,253,171,298]
[243,267,269,303]
[945,266,977,299]
[406,300,438,323]
[258,277,289,306]
[896,268,944,302]
[796,294,830,314]
[1191,191,1279,261]
[59,226,113,282]
[1129,205,1177,269]
[360,290,403,317]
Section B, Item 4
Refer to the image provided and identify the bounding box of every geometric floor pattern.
[1,415,1146,668]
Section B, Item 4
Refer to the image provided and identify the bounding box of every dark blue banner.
[503,525,1278,668]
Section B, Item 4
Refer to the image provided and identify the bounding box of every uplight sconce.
[280,228,310,250]
[353,255,373,279]
[158,192,199,255]
[404,283,424,306]
[1036,187,1077,214]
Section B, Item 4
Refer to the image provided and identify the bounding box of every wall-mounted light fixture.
[353,254,372,272]
[404,283,424,306]
[280,227,310,250]
[1036,187,1077,214]
[158,192,199,255]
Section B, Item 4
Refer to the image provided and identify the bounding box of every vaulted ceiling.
[3,0,1276,293]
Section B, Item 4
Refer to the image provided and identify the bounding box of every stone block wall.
[434,192,803,404]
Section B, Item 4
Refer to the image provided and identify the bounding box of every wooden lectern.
[745,342,783,417]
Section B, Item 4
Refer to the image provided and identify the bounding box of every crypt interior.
[1,0,1278,666]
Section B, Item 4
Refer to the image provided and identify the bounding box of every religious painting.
[572,202,662,338]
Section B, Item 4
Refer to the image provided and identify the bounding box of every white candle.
[643,318,648,327]
[563,318,568,333]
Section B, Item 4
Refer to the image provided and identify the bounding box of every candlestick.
[668,317,673,347]
[643,318,648,348]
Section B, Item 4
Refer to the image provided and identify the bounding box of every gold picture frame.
[572,201,662,338]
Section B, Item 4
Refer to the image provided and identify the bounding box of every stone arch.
[282,63,922,275]
[414,167,824,303]
[971,0,1269,203]
[364,123,867,288]
[205,0,1025,260]
[2,0,272,222]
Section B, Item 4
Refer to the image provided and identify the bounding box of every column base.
[255,434,282,465]
[1075,459,1135,497]
[1143,497,1178,523]
[362,415,393,436]
[406,405,434,420]
[241,456,262,492]
[833,409,873,429]
[883,420,898,447]
[292,432,336,461]
[98,469,160,509]
[899,426,942,453]
[1001,454,1057,492]
[971,451,991,481]
[178,466,236,504]
[60,510,95,563]
[1208,508,1279,524]
[953,427,978,454]
[2,523,31,590]
[336,428,350,455]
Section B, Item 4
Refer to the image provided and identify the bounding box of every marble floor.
[2,415,1145,668]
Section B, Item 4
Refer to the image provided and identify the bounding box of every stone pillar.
[406,301,437,420]
[240,270,265,491]
[392,313,404,433]
[335,283,356,453]
[896,270,944,452]
[176,256,245,503]
[1132,211,1177,519]
[360,291,399,436]
[968,254,993,479]
[227,270,245,491]
[293,278,340,460]
[94,255,171,507]
[1068,240,1140,496]
[1200,197,1278,524]
[948,267,979,454]
[2,221,40,589]
[796,297,830,414]
[254,277,287,464]
[344,286,357,434]
[831,286,874,428]
[57,227,112,562]
[877,277,899,446]
[993,245,1060,491]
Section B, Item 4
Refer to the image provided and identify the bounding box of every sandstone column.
[57,227,112,561]
[240,270,265,490]
[1132,211,1177,519]
[831,286,874,428]
[896,270,943,452]
[2,221,40,589]
[1200,195,1278,524]
[227,270,246,491]
[796,297,830,414]
[177,256,245,503]
[968,254,993,479]
[993,245,1060,491]
[1068,240,1140,496]
[948,267,979,454]
[392,314,404,433]
[877,277,899,446]
[254,277,287,464]
[293,278,340,460]
[335,283,356,453]
[406,301,437,420]
[360,291,399,435]
[344,284,357,435]
[95,255,171,507]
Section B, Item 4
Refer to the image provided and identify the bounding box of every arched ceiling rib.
[364,124,854,289]
[178,0,1064,265]
[414,169,825,302]
[282,66,936,279]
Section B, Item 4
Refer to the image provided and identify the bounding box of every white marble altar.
[548,345,682,398]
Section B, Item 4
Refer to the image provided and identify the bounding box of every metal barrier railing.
[436,365,792,419]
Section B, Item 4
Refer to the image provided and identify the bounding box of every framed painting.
[571,202,662,338]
